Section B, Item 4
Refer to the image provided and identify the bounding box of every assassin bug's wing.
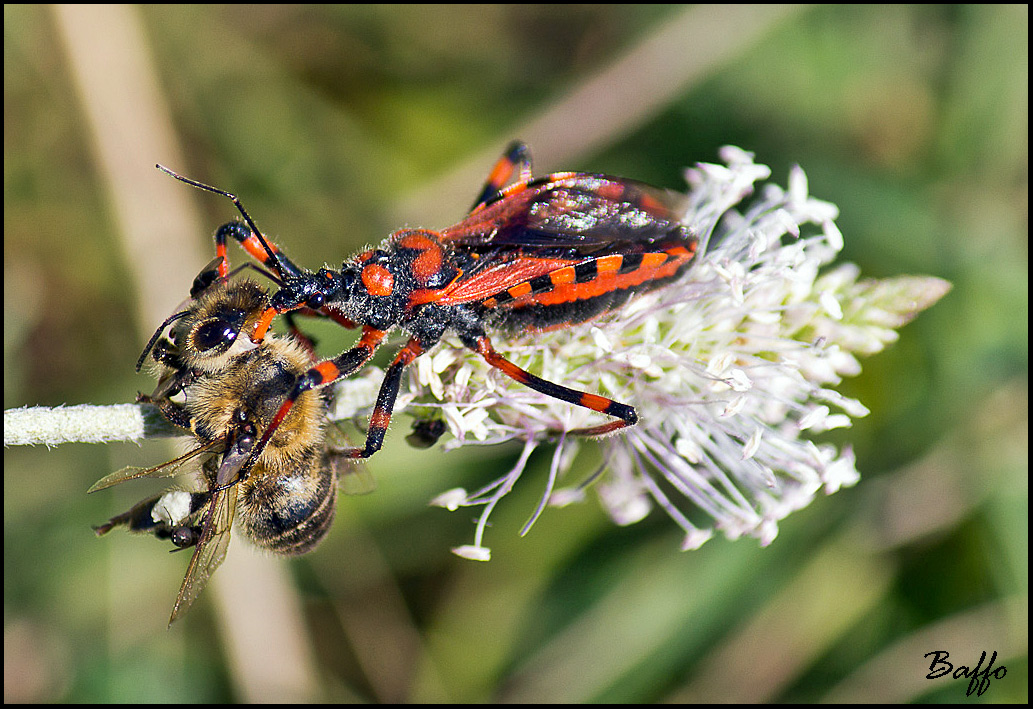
[435,176,694,306]
[168,481,237,626]
[441,175,689,254]
[87,440,222,493]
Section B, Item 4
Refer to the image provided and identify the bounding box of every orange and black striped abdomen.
[481,229,697,331]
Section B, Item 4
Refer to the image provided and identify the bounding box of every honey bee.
[90,262,345,624]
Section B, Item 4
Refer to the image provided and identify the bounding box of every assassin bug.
[158,141,699,481]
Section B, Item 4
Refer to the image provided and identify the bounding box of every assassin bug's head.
[267,266,346,314]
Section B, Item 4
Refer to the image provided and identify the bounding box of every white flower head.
[341,148,950,558]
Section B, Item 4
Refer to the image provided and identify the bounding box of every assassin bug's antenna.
[155,164,291,279]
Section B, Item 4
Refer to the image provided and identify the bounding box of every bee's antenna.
[155,164,291,278]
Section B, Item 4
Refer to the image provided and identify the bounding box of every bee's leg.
[469,140,533,212]
[469,334,638,437]
[93,490,207,547]
[137,394,194,431]
[93,493,166,536]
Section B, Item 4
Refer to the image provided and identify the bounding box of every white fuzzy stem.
[3,404,181,446]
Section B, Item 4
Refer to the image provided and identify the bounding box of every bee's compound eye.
[306,293,325,309]
[194,319,239,352]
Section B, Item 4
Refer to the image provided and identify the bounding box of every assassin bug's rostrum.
[158,141,699,482]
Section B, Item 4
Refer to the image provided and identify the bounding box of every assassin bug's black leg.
[156,166,357,329]
[469,141,534,212]
[213,223,360,332]
[469,334,638,437]
[345,337,426,458]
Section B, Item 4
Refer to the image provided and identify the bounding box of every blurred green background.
[4,5,1026,703]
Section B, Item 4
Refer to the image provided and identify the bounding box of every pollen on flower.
[675,437,703,464]
[432,348,458,374]
[590,326,613,353]
[548,487,587,507]
[820,290,844,320]
[742,427,762,460]
[598,474,651,526]
[798,405,831,431]
[823,413,853,430]
[822,450,861,493]
[629,351,656,371]
[721,395,747,418]
[706,352,736,377]
[681,528,714,551]
[823,220,844,251]
[726,369,752,392]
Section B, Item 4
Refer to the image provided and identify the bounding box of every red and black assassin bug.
[158,141,699,481]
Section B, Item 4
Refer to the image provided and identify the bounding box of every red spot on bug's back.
[361,264,394,296]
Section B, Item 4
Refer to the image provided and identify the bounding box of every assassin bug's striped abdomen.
[158,141,699,480]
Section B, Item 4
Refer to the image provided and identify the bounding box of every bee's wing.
[167,429,255,625]
[326,421,376,496]
[337,456,376,496]
[87,440,222,493]
[167,481,237,626]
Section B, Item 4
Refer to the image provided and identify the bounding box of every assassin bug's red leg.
[469,141,534,212]
[238,333,424,481]
[248,294,357,341]
[470,335,638,436]
[214,221,305,280]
